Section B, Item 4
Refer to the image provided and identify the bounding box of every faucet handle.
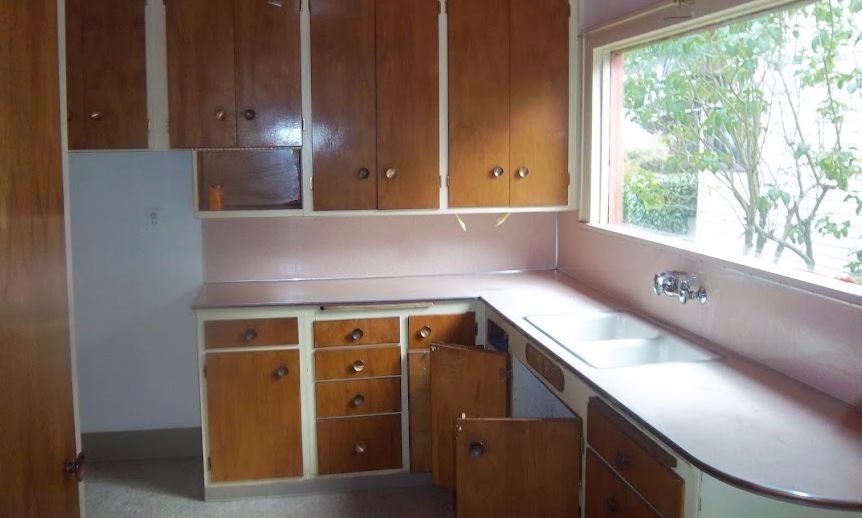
[653,273,665,296]
[678,282,691,304]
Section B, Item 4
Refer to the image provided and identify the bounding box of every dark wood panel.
[197,149,302,211]
[316,378,401,418]
[430,344,508,488]
[525,343,565,392]
[1,2,79,514]
[447,0,510,207]
[407,312,476,350]
[317,414,402,475]
[408,351,431,472]
[206,350,303,482]
[235,0,302,147]
[588,398,684,518]
[310,0,377,210]
[586,451,662,518]
[166,0,236,148]
[509,0,569,206]
[64,0,85,150]
[315,347,401,381]
[376,0,439,209]
[204,317,299,349]
[455,418,581,517]
[313,317,401,348]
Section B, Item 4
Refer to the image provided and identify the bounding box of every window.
[587,0,862,290]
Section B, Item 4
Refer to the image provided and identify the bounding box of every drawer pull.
[351,360,366,373]
[354,441,367,454]
[351,394,366,407]
[89,111,104,121]
[351,328,364,341]
[243,109,256,121]
[468,441,485,459]
[603,497,619,516]
[214,108,227,121]
[242,328,258,342]
[358,167,370,180]
[418,325,432,339]
[385,168,397,179]
[490,166,504,178]
[274,365,289,378]
[614,451,632,471]
[517,166,530,178]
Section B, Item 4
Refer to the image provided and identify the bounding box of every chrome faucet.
[653,271,708,305]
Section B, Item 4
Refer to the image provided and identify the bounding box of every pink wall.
[203,213,557,282]
[558,213,862,409]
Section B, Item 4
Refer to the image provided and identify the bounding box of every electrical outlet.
[146,207,160,230]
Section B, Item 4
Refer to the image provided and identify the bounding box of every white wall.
[69,151,203,433]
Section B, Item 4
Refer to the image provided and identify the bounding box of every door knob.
[468,441,485,458]
[490,166,504,178]
[351,394,366,407]
[64,452,86,482]
[274,365,289,378]
[358,167,370,180]
[89,111,103,121]
[243,109,256,121]
[517,167,530,178]
[418,326,432,339]
[214,109,227,121]
[351,360,366,373]
[385,168,397,179]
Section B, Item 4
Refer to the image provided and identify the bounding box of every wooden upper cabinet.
[65,0,147,150]
[447,0,511,208]
[310,0,378,210]
[376,0,440,210]
[235,0,302,147]
[509,0,569,206]
[167,0,237,148]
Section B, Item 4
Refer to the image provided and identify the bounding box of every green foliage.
[623,166,698,236]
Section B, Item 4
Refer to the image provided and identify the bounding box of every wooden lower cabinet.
[315,346,401,381]
[205,350,303,482]
[317,414,403,475]
[586,451,661,518]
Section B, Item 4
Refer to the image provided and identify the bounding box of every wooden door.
[430,344,508,488]
[447,0,510,207]
[167,0,237,148]
[310,0,377,210]
[455,418,581,518]
[0,1,80,516]
[235,0,302,147]
[206,350,303,482]
[509,0,569,206]
[65,0,85,150]
[376,0,439,209]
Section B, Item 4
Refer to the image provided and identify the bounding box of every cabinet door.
[167,0,236,148]
[235,0,302,147]
[586,451,662,518]
[310,0,377,210]
[407,312,476,350]
[206,350,302,482]
[65,0,85,150]
[376,0,439,209]
[509,0,569,206]
[447,0,510,207]
[430,343,508,488]
[455,418,581,518]
[408,351,432,472]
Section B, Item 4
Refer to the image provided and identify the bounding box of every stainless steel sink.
[525,312,721,369]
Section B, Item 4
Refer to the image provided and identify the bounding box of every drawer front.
[588,398,684,518]
[317,414,402,475]
[316,378,401,418]
[204,317,299,349]
[315,347,401,381]
[314,317,400,348]
[586,451,661,518]
[407,312,476,350]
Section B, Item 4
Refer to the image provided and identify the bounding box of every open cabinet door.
[430,343,508,488]
[455,418,581,518]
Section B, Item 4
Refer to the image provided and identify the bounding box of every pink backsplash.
[558,212,862,409]
[203,213,557,282]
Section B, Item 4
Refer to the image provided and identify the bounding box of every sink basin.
[525,312,721,369]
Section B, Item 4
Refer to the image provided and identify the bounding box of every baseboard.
[82,427,201,462]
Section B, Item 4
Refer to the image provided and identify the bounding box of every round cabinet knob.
[385,168,397,179]
[490,166,504,178]
[64,453,87,482]
[351,394,366,407]
[358,167,370,180]
[243,109,256,121]
[89,111,104,121]
[274,365,289,378]
[614,451,631,470]
[468,441,485,459]
[517,167,530,178]
[351,328,364,341]
[603,497,620,516]
[214,109,227,121]
[354,441,368,454]
[242,328,258,342]
[351,360,366,373]
[418,326,432,340]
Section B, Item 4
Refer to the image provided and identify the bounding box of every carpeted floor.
[85,458,454,517]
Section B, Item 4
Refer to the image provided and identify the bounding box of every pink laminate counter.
[194,270,862,510]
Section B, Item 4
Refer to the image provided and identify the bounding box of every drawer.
[315,347,401,381]
[314,317,400,348]
[316,378,401,418]
[586,451,661,518]
[407,312,475,350]
[588,398,684,518]
[317,414,402,475]
[204,317,299,349]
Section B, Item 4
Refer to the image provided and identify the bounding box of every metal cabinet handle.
[214,109,227,121]
[490,166,504,178]
[351,394,366,407]
[274,365,289,378]
[354,441,367,454]
[351,328,364,341]
[243,328,258,342]
[385,168,397,179]
[89,111,104,121]
[358,167,370,180]
[614,451,632,470]
[418,325,432,340]
[352,360,366,373]
[65,452,86,482]
[603,497,619,516]
[243,109,256,121]
[517,167,530,178]
[468,441,485,458]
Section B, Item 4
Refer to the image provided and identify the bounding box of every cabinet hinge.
[203,364,207,379]
[207,457,212,471]
[301,117,305,131]
[310,175,314,191]
[445,175,450,187]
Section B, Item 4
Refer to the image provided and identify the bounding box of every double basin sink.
[526,311,721,369]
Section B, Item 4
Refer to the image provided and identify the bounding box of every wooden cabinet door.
[509,0,569,206]
[586,451,662,518]
[167,0,237,148]
[65,0,85,150]
[430,344,508,488]
[447,0,511,207]
[310,0,377,210]
[407,312,476,350]
[408,351,432,472]
[206,350,303,482]
[376,0,439,209]
[455,418,581,518]
[235,0,302,147]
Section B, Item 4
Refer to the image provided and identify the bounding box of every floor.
[86,459,454,518]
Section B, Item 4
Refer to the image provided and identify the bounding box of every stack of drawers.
[313,317,403,475]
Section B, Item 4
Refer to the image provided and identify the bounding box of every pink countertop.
[194,270,862,509]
